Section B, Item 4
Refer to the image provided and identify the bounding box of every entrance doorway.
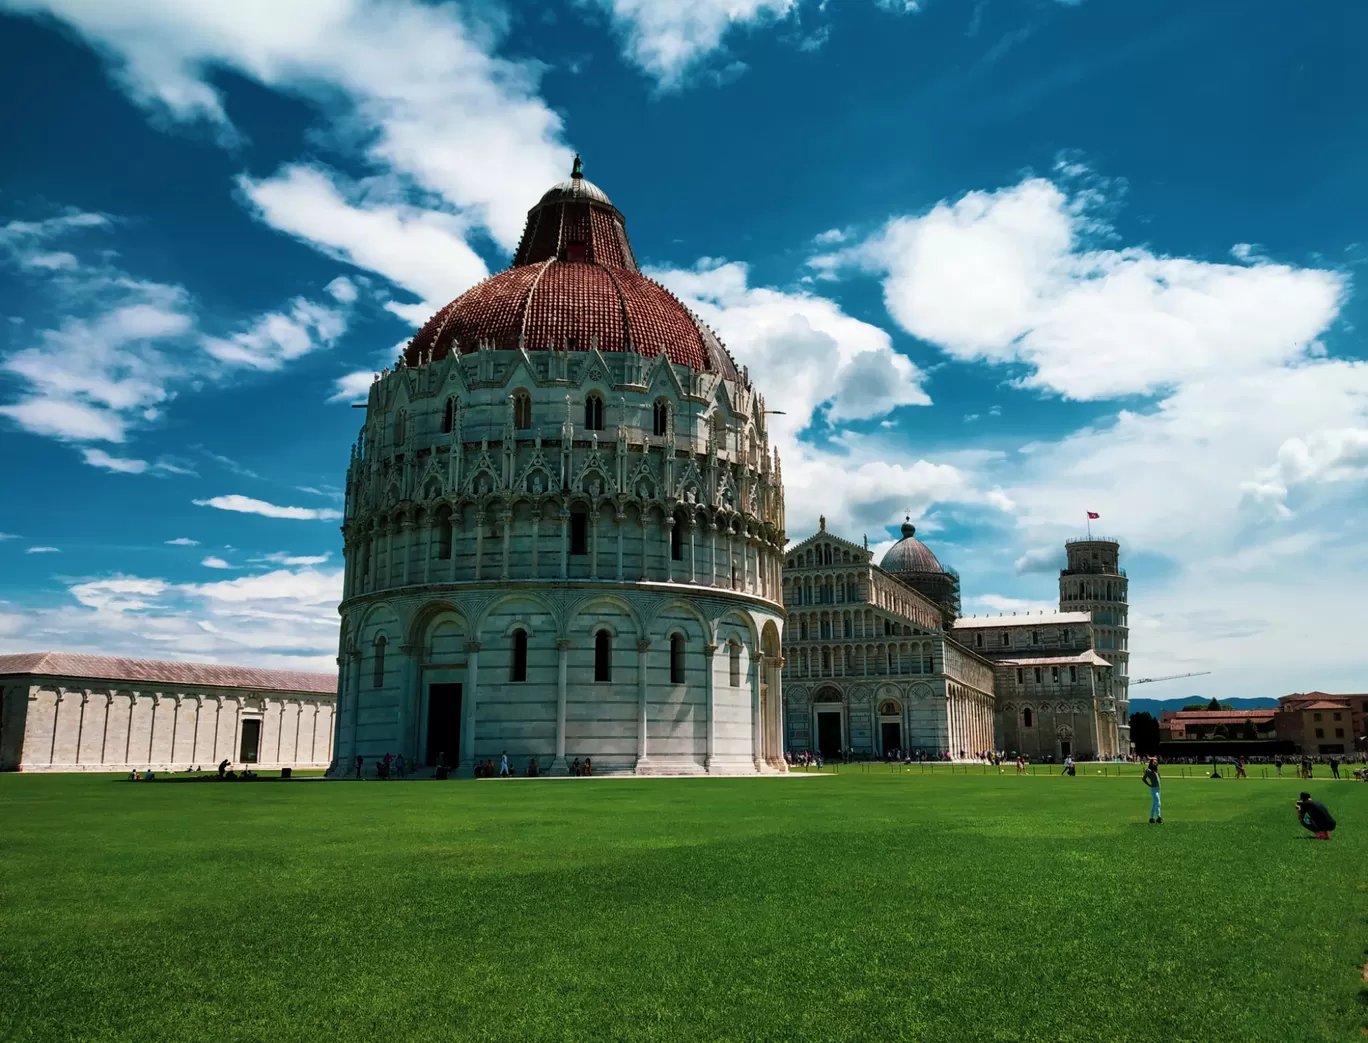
[426,683,462,767]
[816,711,842,760]
[239,718,261,763]
[1059,739,1072,759]
[881,721,902,755]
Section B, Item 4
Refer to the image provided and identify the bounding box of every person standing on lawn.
[1295,792,1335,839]
[1143,757,1162,824]
[1330,757,1340,780]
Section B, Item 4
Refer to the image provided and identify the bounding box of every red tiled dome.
[405,158,738,379]
[880,520,947,576]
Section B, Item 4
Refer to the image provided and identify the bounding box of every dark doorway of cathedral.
[881,722,901,755]
[1059,739,1072,759]
[817,711,842,760]
[426,684,462,767]
[239,718,261,763]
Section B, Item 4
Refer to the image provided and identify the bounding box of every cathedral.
[330,159,786,776]
[781,521,1129,761]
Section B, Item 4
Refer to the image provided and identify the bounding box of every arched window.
[880,700,900,715]
[670,513,683,560]
[711,411,727,450]
[653,400,670,437]
[372,635,387,687]
[670,633,685,684]
[584,393,604,431]
[510,628,528,682]
[393,410,407,447]
[1023,707,1034,728]
[513,390,532,430]
[594,630,612,682]
[799,619,808,640]
[441,396,457,434]
[729,641,741,687]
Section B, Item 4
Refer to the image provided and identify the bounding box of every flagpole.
[1086,511,1091,540]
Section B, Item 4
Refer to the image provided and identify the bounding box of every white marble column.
[635,638,651,772]
[615,509,625,581]
[703,642,717,771]
[552,638,570,774]
[560,509,570,579]
[461,639,480,770]
[500,508,513,581]
[474,511,486,581]
[399,644,421,761]
[750,651,762,770]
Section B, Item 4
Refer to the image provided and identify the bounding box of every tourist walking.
[218,758,230,779]
[1330,757,1341,780]
[1062,754,1076,777]
[395,753,405,778]
[1143,757,1162,823]
[1295,791,1335,839]
[499,750,509,777]
[354,753,363,779]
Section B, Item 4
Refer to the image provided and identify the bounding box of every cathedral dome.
[880,520,946,575]
[404,156,738,378]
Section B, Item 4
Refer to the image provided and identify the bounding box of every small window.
[670,634,685,684]
[1315,728,1324,738]
[570,511,588,555]
[1001,632,1009,646]
[393,410,407,447]
[441,397,456,434]
[1051,666,1060,684]
[1031,630,1040,645]
[1061,628,1070,643]
[1069,665,1077,683]
[729,642,741,687]
[670,514,683,560]
[1313,712,1322,722]
[1023,707,1033,728]
[372,635,387,687]
[594,630,612,682]
[437,516,453,559]
[1336,728,1345,738]
[799,620,808,640]
[1016,668,1024,684]
[1033,667,1042,684]
[653,400,670,437]
[974,632,983,648]
[510,628,528,682]
[513,391,532,430]
[1333,712,1342,721]
[584,393,603,431]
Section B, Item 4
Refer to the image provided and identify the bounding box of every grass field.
[1,769,1363,1042]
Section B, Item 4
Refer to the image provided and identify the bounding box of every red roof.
[1159,709,1277,723]
[0,651,335,695]
[405,163,738,378]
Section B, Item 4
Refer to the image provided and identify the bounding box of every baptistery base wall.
[330,582,785,777]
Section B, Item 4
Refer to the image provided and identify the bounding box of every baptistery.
[330,159,787,776]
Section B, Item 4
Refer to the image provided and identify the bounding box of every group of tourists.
[1139,756,1338,839]
[354,752,406,779]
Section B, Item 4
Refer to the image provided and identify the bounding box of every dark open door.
[881,721,901,755]
[426,684,462,767]
[239,718,261,763]
[817,712,842,760]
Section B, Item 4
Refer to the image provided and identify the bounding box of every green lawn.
[0,770,1362,1042]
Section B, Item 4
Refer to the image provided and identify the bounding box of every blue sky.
[1,0,1365,698]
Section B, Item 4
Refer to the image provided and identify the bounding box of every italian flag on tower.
[1086,511,1100,537]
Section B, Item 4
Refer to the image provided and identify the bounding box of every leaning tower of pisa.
[1058,538,1130,748]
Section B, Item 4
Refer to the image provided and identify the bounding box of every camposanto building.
[331,160,787,777]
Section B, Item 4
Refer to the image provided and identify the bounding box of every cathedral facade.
[330,161,786,777]
[782,522,1128,761]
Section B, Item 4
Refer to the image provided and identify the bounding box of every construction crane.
[1130,671,1212,685]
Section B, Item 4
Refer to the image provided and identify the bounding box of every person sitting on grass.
[1143,757,1162,824]
[571,757,581,776]
[527,756,538,778]
[584,758,593,776]
[1295,792,1335,839]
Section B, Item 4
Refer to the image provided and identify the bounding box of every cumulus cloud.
[7,0,571,279]
[1,567,344,670]
[201,293,348,371]
[201,556,233,569]
[193,495,343,521]
[26,546,60,554]
[817,176,1347,400]
[584,0,798,87]
[255,552,332,566]
[165,537,199,546]
[327,370,379,404]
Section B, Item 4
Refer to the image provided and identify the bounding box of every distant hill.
[1128,696,1279,718]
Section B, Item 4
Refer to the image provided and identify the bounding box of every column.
[400,521,414,586]
[399,645,421,761]
[703,643,717,771]
[615,510,625,581]
[474,511,485,581]
[769,656,785,768]
[560,509,570,579]
[422,523,432,584]
[531,508,540,576]
[639,516,650,581]
[552,639,570,774]
[664,517,675,582]
[750,651,762,771]
[500,508,513,581]
[384,525,395,588]
[688,519,696,584]
[461,640,480,771]
[348,651,362,762]
[635,638,651,771]
[450,516,460,582]
[710,518,719,586]
[590,511,600,579]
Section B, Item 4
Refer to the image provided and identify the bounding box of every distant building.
[1275,692,1364,755]
[0,652,336,772]
[1158,709,1277,743]
[780,519,1123,761]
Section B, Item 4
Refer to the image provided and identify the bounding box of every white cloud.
[585,0,797,87]
[0,210,111,269]
[201,556,233,569]
[964,594,1058,615]
[255,552,332,566]
[201,293,348,371]
[1241,427,1368,516]
[83,448,150,473]
[0,533,19,541]
[325,276,358,304]
[165,537,199,546]
[9,0,572,272]
[328,370,378,404]
[1,566,344,671]
[238,165,488,318]
[819,176,1347,400]
[813,227,847,245]
[193,494,343,521]
[26,546,60,554]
